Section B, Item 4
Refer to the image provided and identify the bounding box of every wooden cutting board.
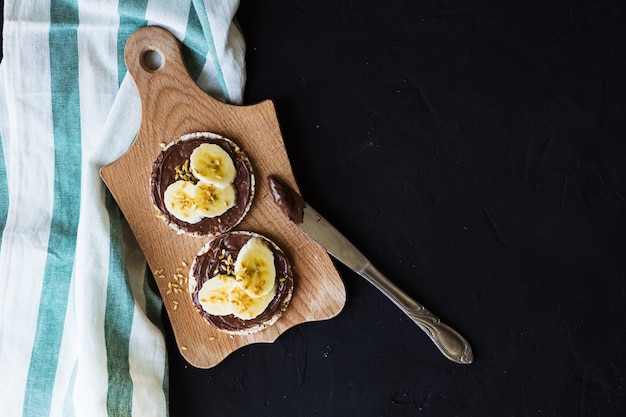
[100,26,346,368]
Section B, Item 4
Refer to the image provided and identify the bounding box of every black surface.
[165,1,626,416]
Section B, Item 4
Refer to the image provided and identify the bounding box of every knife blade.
[268,175,473,364]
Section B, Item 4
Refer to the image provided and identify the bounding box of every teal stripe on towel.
[104,192,135,417]
[183,2,209,81]
[191,0,230,101]
[23,1,82,415]
[0,135,9,244]
[117,0,148,85]
[62,362,78,417]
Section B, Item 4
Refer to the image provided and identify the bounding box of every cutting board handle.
[124,26,191,91]
[124,26,222,140]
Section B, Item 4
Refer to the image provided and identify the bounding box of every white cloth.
[0,0,245,415]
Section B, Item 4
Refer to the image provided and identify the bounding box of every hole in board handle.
[141,49,163,72]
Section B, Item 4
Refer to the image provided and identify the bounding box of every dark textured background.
[167,1,626,416]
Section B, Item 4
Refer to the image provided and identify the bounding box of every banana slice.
[193,182,236,218]
[198,273,277,320]
[198,274,237,316]
[234,237,276,298]
[163,180,204,223]
[229,284,277,320]
[189,143,237,188]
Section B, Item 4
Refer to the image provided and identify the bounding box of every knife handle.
[358,263,473,364]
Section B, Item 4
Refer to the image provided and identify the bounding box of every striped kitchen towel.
[0,0,245,415]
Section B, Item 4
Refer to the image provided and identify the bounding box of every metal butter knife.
[268,175,473,364]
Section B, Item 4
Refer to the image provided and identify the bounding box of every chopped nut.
[174,160,198,183]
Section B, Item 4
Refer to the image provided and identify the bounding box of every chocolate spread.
[268,175,306,224]
[190,231,294,333]
[151,135,254,235]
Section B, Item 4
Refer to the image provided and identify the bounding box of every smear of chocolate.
[268,175,306,224]
[190,232,294,333]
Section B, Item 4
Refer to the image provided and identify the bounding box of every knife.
[268,175,473,364]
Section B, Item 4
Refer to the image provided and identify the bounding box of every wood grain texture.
[100,26,346,368]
